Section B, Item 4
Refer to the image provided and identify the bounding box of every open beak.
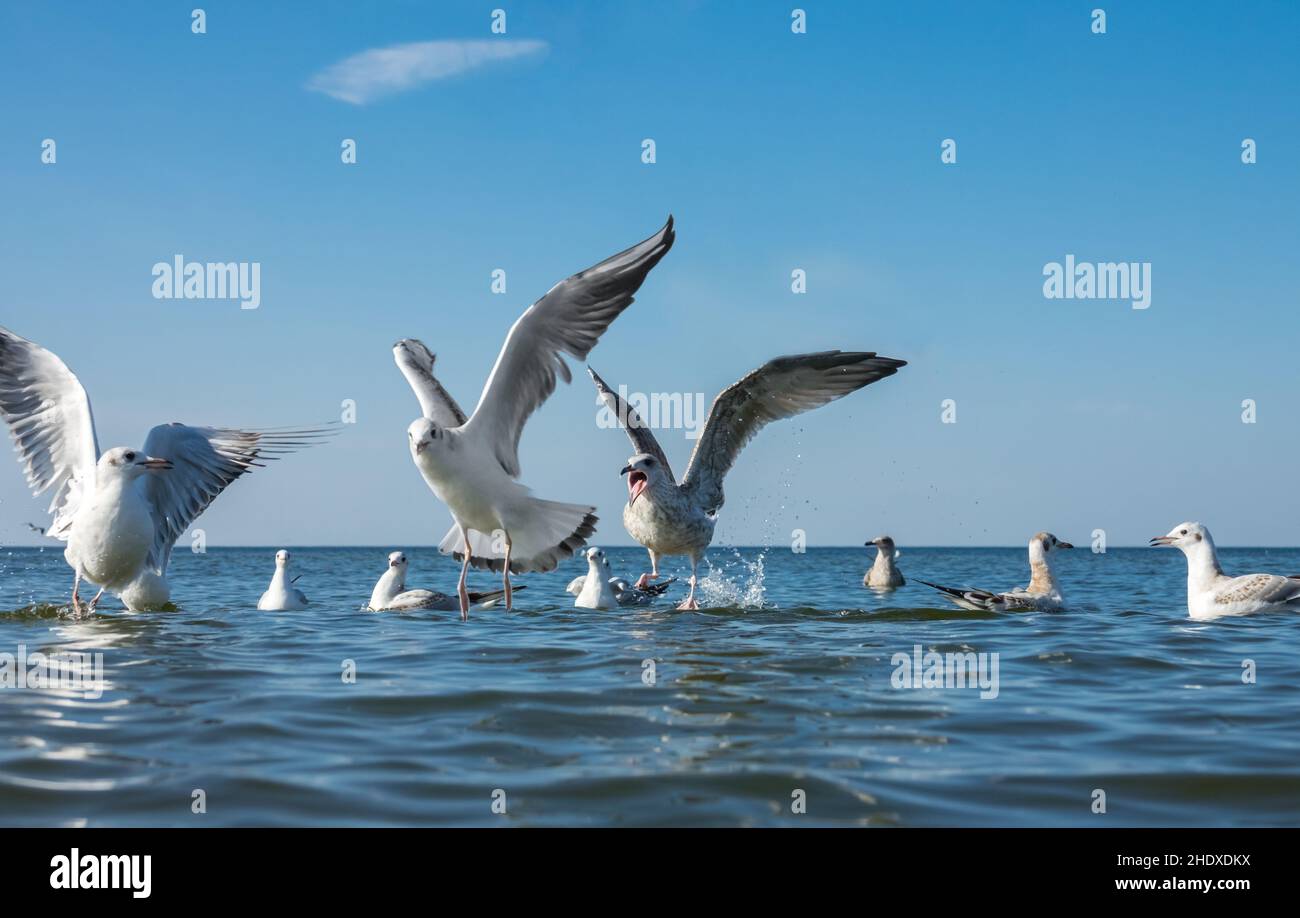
[626,470,648,505]
[1149,535,1174,547]
[140,456,173,471]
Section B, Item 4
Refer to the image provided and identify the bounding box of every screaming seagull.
[1151,521,1300,620]
[916,532,1073,612]
[589,350,907,610]
[0,325,334,613]
[395,216,675,620]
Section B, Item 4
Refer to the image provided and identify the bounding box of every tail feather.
[468,585,526,605]
[440,498,598,574]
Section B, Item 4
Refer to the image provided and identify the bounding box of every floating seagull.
[567,547,676,608]
[864,535,904,588]
[366,550,513,612]
[396,216,675,620]
[590,351,906,609]
[257,549,309,611]
[916,532,1073,611]
[0,325,334,613]
[1151,522,1300,620]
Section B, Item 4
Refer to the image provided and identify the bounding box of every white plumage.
[1151,522,1300,620]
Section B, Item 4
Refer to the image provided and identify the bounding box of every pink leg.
[676,557,700,611]
[87,587,106,612]
[635,551,660,590]
[457,527,472,621]
[71,571,83,616]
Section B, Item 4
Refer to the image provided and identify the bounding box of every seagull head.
[387,551,408,571]
[407,418,445,458]
[1150,521,1209,552]
[867,535,895,552]
[1030,532,1072,560]
[586,546,610,570]
[99,447,173,479]
[275,549,291,568]
[620,453,662,506]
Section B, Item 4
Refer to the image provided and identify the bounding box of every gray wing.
[392,338,468,428]
[0,326,100,538]
[142,424,335,573]
[462,216,675,477]
[681,351,906,514]
[587,365,675,481]
[1214,573,1300,606]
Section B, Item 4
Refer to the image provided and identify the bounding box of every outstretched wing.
[681,350,906,514]
[0,326,100,539]
[392,338,468,428]
[462,216,675,477]
[587,365,675,482]
[142,424,335,573]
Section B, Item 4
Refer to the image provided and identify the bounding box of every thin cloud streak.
[307,39,548,105]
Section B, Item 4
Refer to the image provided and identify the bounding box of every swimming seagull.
[590,351,907,610]
[0,325,334,614]
[864,535,904,588]
[366,550,514,612]
[916,532,1073,611]
[1151,521,1300,620]
[395,216,675,620]
[257,549,309,611]
[567,546,676,608]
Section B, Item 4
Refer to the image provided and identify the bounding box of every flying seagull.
[257,549,309,611]
[916,532,1073,611]
[1151,521,1300,619]
[864,535,904,589]
[395,216,675,620]
[366,550,515,612]
[590,350,907,609]
[0,325,334,613]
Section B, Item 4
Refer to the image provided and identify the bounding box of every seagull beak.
[1149,535,1174,547]
[140,456,173,471]
[627,470,648,505]
[619,464,632,476]
[1057,541,1074,550]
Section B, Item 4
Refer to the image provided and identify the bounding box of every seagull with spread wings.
[0,325,334,613]
[589,350,907,610]
[394,216,675,619]
[1151,522,1300,619]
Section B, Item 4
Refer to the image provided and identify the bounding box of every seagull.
[395,216,675,620]
[864,535,904,588]
[590,351,907,610]
[0,325,334,613]
[566,546,676,608]
[366,550,514,612]
[916,532,1073,611]
[1151,521,1300,620]
[257,549,309,611]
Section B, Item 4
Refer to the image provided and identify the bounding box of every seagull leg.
[502,534,513,611]
[635,551,660,591]
[457,526,472,622]
[87,587,106,612]
[71,571,83,617]
[676,556,700,611]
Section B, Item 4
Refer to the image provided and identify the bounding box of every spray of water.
[696,549,768,610]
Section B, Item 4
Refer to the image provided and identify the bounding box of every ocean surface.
[1,544,1297,827]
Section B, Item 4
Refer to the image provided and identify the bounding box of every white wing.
[1213,573,1300,607]
[392,338,468,428]
[682,351,906,513]
[462,216,675,477]
[141,424,335,574]
[0,326,100,539]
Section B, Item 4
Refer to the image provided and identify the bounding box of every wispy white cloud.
[307,39,548,105]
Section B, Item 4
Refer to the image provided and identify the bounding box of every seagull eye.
[1180,529,1187,535]
[124,451,135,462]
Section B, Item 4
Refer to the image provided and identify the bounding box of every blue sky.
[1,1,1297,549]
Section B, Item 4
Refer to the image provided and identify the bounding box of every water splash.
[696,549,768,609]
